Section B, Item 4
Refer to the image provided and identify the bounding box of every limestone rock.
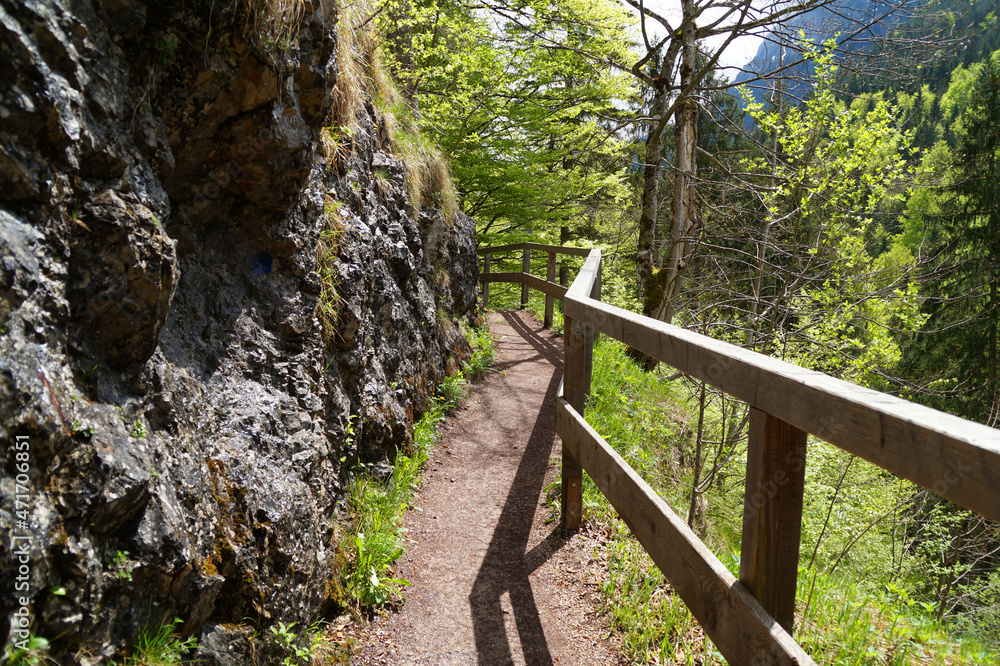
[0,0,479,659]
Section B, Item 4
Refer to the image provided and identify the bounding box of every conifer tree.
[952,59,1000,422]
[898,59,1000,424]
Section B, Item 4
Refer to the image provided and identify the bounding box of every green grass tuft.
[340,318,495,609]
[112,618,197,665]
[460,320,496,380]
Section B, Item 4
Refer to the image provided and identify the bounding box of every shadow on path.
[469,311,569,665]
[491,312,563,375]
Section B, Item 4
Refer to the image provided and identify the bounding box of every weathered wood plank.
[556,398,816,666]
[563,295,1000,522]
[521,247,530,309]
[545,251,555,328]
[479,272,568,299]
[584,257,600,381]
[564,249,601,302]
[482,253,491,309]
[477,242,527,255]
[522,274,567,299]
[590,259,602,346]
[480,272,525,284]
[740,409,808,634]
[562,315,587,530]
[524,242,593,257]
[477,242,593,257]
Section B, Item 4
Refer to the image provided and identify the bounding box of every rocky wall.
[0,0,478,662]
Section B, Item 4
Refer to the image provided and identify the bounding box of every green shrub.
[436,371,467,409]
[460,321,496,380]
[269,620,334,666]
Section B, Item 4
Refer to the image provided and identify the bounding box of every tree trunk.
[636,85,668,302]
[652,4,699,323]
[687,382,707,530]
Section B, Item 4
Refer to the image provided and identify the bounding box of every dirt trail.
[349,310,624,665]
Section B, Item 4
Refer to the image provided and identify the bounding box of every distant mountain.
[732,0,1000,110]
[732,0,908,106]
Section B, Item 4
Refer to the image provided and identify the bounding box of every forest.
[359,0,1000,660]
[2,0,999,662]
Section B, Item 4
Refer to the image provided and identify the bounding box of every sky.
[624,0,767,76]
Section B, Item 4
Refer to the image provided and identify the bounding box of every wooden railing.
[478,243,1000,665]
[479,242,590,327]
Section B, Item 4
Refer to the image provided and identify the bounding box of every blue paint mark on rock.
[252,251,272,274]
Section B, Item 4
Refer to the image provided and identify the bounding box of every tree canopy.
[377,0,636,238]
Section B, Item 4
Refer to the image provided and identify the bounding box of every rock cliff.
[0,0,478,661]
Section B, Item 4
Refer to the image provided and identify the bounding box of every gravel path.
[349,310,624,665]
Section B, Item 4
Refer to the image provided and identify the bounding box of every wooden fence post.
[583,258,601,381]
[590,257,602,347]
[544,251,556,328]
[520,247,530,309]
[559,264,568,317]
[739,408,807,634]
[562,314,591,530]
[482,252,491,310]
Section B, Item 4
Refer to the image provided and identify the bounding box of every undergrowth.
[269,620,347,666]
[340,319,496,610]
[126,619,197,666]
[567,337,1000,664]
[105,618,197,666]
[3,617,201,665]
[2,635,52,666]
[459,319,496,380]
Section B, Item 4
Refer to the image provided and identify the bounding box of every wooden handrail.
[477,244,1000,665]
[563,296,1000,522]
[478,242,585,312]
[480,273,567,298]
[476,241,593,257]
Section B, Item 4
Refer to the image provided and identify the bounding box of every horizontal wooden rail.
[480,272,567,299]
[556,396,814,665]
[478,242,1000,664]
[476,241,592,257]
[479,242,587,312]
[563,296,1000,522]
[480,272,524,284]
